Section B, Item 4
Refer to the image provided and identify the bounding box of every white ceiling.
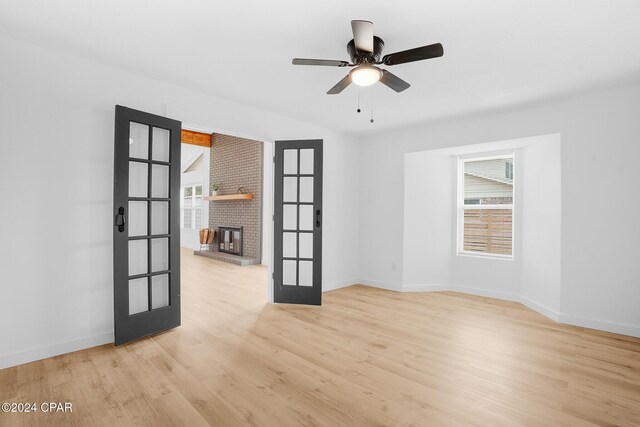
[2,0,640,137]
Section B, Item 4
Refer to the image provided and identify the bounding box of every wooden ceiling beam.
[181,129,211,147]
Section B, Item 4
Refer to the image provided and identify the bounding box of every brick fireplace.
[207,133,263,262]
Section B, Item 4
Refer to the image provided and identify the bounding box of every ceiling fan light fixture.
[350,65,382,87]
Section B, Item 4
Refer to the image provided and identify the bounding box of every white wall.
[520,139,562,316]
[0,35,360,369]
[180,143,210,251]
[360,84,640,337]
[402,152,453,291]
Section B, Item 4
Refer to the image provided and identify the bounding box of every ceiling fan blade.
[382,43,444,66]
[379,70,410,92]
[351,20,374,53]
[327,74,352,94]
[292,58,349,67]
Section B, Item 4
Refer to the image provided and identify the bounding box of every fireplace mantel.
[205,194,253,201]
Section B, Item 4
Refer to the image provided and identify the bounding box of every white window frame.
[456,152,515,260]
[180,184,203,230]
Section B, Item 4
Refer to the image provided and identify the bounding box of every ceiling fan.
[292,20,444,94]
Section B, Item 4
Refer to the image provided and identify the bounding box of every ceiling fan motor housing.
[347,36,385,64]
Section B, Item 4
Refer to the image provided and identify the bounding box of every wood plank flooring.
[1,248,639,426]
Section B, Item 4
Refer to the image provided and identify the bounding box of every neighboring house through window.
[181,185,203,230]
[458,154,514,257]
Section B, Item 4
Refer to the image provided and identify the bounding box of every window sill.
[457,251,513,261]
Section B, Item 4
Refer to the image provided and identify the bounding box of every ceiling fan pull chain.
[357,88,361,113]
[370,89,375,123]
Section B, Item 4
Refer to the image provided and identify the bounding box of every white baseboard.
[323,278,359,292]
[402,284,450,292]
[449,285,519,302]
[358,278,401,292]
[400,283,519,302]
[559,314,640,338]
[0,332,114,370]
[519,295,560,322]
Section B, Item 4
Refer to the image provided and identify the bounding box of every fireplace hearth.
[218,226,243,256]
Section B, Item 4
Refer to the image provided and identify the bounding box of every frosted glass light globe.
[350,65,382,87]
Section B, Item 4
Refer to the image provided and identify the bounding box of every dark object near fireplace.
[218,226,243,256]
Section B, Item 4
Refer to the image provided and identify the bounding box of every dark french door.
[113,106,181,345]
[273,139,323,305]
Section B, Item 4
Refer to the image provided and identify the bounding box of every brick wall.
[209,133,263,260]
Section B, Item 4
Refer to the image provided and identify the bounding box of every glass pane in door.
[283,260,296,286]
[151,274,170,309]
[129,122,149,159]
[283,205,297,230]
[299,205,313,230]
[283,149,298,174]
[128,240,148,276]
[299,233,313,258]
[299,149,314,174]
[151,238,169,272]
[299,177,313,202]
[151,165,169,198]
[128,201,147,237]
[283,177,297,202]
[283,233,297,258]
[298,261,313,286]
[152,128,170,162]
[151,201,168,235]
[129,162,148,198]
[129,278,148,315]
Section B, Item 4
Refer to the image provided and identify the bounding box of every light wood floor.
[1,249,640,426]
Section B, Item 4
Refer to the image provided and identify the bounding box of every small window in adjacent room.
[458,154,514,258]
[180,185,203,230]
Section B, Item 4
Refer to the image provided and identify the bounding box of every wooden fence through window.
[463,209,512,255]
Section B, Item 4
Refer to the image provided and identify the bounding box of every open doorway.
[179,127,272,301]
[179,131,210,250]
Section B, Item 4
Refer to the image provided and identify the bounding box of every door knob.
[316,209,321,227]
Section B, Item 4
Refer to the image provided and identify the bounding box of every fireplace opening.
[218,226,243,256]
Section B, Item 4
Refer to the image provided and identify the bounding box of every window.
[458,154,514,258]
[181,185,203,230]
